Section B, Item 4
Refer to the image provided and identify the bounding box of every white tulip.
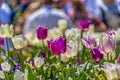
[0,24,14,38]
[102,62,119,80]
[0,71,5,79]
[34,57,44,68]
[14,71,24,80]
[12,35,25,49]
[60,54,69,62]
[64,40,78,58]
[58,19,67,30]
[65,28,81,41]
[14,69,28,80]
[48,28,63,39]
[1,61,11,72]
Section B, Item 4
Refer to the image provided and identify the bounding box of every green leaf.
[4,72,9,80]
[28,66,36,80]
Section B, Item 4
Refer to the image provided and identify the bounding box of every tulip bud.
[12,35,25,49]
[102,62,119,80]
[34,57,44,68]
[0,24,14,38]
[117,54,120,63]
[37,26,48,40]
[48,36,66,56]
[14,69,28,80]
[40,51,46,58]
[91,47,103,62]
[60,54,69,62]
[99,33,116,54]
[0,38,4,47]
[64,40,78,58]
[82,36,95,49]
[1,61,11,72]
[0,71,5,79]
[79,20,91,32]
[58,19,67,30]
[14,71,24,80]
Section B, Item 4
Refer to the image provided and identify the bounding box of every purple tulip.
[91,47,103,62]
[99,34,116,54]
[0,38,4,46]
[48,36,66,56]
[82,36,95,49]
[117,55,120,63]
[79,20,91,32]
[0,65,2,71]
[106,30,116,36]
[40,51,46,58]
[37,26,48,40]
[76,57,82,64]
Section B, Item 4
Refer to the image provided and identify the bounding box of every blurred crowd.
[0,0,120,35]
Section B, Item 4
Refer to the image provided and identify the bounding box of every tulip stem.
[19,49,25,72]
[5,38,9,55]
[107,54,109,61]
[42,40,45,51]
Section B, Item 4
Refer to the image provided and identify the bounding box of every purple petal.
[37,26,48,40]
[91,47,103,62]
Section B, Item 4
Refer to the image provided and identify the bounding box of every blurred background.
[0,0,120,35]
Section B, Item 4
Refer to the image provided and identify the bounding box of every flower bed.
[0,21,120,80]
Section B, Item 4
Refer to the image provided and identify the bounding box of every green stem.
[42,40,45,51]
[5,38,9,56]
[107,54,109,61]
[4,71,9,80]
[19,49,25,72]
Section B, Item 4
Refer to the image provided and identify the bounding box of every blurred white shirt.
[23,5,74,35]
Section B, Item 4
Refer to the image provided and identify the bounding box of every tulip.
[40,51,46,58]
[34,57,44,68]
[82,36,95,49]
[0,24,14,38]
[99,33,116,54]
[37,26,48,40]
[14,71,24,80]
[76,57,82,64]
[102,62,120,80]
[117,54,120,63]
[0,38,4,46]
[12,35,24,49]
[58,19,67,30]
[106,30,116,36]
[79,20,91,32]
[91,47,103,62]
[64,40,78,58]
[65,28,81,41]
[60,54,69,62]
[0,71,5,79]
[48,28,63,39]
[48,36,66,56]
[1,61,11,72]
[14,69,28,80]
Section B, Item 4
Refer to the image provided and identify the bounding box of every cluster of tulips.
[0,20,120,80]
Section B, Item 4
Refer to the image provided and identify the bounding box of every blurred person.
[11,0,31,24]
[95,0,120,29]
[84,0,102,15]
[0,0,11,24]
[57,0,74,19]
[0,0,13,52]
[72,0,106,32]
[23,0,74,37]
[14,1,41,35]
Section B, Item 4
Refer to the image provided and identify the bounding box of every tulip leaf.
[28,66,36,80]
[4,72,9,80]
